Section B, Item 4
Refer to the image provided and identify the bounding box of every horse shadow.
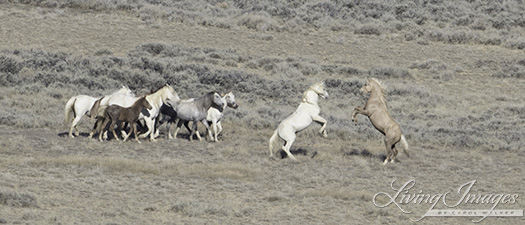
[343,148,401,163]
[279,148,317,159]
[57,132,92,138]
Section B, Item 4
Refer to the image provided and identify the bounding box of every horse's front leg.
[98,119,110,142]
[312,115,328,138]
[201,120,214,142]
[352,106,367,125]
[210,119,218,142]
[139,117,156,142]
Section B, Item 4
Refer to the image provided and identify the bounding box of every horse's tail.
[89,98,103,119]
[400,134,410,158]
[64,97,76,125]
[269,129,280,157]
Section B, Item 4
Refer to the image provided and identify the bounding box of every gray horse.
[170,91,224,141]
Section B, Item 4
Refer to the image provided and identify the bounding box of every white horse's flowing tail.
[400,134,410,157]
[64,97,76,125]
[268,129,279,157]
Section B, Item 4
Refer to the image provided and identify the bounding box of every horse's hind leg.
[133,123,141,143]
[383,139,392,165]
[391,146,399,163]
[279,130,297,161]
[120,122,129,140]
[282,139,297,161]
[190,121,202,141]
[69,115,82,138]
[89,118,102,138]
[110,121,120,141]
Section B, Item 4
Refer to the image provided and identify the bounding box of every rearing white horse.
[269,82,329,160]
[64,86,134,138]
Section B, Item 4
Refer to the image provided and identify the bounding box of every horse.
[206,92,239,142]
[171,91,224,141]
[64,86,134,138]
[269,82,329,161]
[156,92,238,141]
[90,84,180,141]
[351,78,409,165]
[98,97,152,143]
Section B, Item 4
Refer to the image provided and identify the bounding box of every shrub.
[369,67,412,79]
[354,24,382,36]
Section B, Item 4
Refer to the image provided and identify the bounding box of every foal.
[99,97,152,143]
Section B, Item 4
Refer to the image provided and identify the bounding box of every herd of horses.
[64,79,409,164]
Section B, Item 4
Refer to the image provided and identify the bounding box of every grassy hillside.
[3,0,525,49]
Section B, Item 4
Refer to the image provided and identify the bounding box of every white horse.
[90,84,180,141]
[269,82,329,160]
[206,92,238,142]
[64,86,134,138]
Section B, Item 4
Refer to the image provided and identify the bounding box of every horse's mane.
[369,78,386,95]
[302,82,324,103]
[369,78,388,105]
[150,84,168,94]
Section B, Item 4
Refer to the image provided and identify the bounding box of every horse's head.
[224,92,238,109]
[361,78,385,95]
[311,82,329,99]
[161,84,181,107]
[303,82,329,104]
[140,97,153,110]
[211,92,224,108]
[118,85,135,96]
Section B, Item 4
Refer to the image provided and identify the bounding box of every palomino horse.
[171,91,224,141]
[352,78,409,165]
[64,86,134,138]
[90,84,180,141]
[98,97,152,143]
[269,82,329,160]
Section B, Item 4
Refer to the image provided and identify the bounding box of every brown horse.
[98,97,152,143]
[352,78,409,165]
